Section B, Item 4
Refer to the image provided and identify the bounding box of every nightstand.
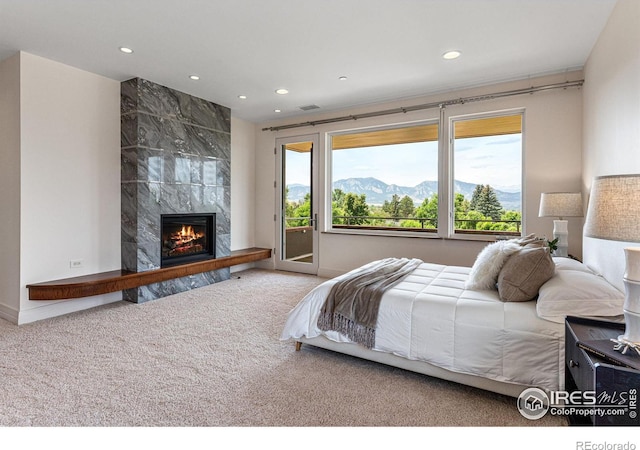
[565,316,640,426]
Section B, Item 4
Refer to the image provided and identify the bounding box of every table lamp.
[584,174,640,355]
[538,192,583,257]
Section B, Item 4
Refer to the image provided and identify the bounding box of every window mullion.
[437,106,450,238]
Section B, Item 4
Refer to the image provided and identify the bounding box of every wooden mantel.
[27,247,271,301]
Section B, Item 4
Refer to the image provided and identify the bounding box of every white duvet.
[281,261,565,392]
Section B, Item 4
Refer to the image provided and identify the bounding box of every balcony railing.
[333,215,436,229]
[286,216,521,236]
[453,219,521,234]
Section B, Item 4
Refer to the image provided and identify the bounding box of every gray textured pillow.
[497,246,555,302]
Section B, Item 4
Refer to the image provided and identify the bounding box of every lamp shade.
[538,192,583,219]
[584,174,640,243]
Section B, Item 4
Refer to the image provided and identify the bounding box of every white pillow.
[465,240,522,290]
[536,268,624,324]
[552,257,593,273]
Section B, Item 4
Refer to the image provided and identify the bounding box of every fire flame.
[172,225,204,244]
[165,224,206,256]
[180,225,195,238]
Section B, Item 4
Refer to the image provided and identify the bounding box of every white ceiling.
[0,0,617,124]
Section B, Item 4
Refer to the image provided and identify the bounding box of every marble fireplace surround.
[120,78,231,303]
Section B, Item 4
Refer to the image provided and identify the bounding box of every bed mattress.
[281,261,565,393]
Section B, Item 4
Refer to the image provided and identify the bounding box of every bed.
[280,235,627,398]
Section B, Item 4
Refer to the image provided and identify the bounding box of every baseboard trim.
[0,302,19,324]
[18,292,123,325]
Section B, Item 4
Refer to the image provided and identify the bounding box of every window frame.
[326,120,440,237]
[446,108,525,240]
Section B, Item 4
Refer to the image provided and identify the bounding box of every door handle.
[310,213,318,231]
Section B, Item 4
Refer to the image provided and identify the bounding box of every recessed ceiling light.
[275,88,289,95]
[119,47,134,54]
[442,50,461,60]
[338,76,348,81]
[189,75,200,80]
[274,109,282,113]
[238,95,247,100]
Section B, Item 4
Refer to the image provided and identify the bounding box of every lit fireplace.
[161,214,215,267]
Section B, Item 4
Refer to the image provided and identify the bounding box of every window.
[329,122,439,233]
[451,112,523,237]
[326,110,524,238]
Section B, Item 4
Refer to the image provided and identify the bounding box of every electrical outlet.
[70,259,83,269]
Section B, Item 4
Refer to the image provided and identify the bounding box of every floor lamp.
[538,192,583,257]
[584,174,640,355]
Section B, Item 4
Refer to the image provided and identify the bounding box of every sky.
[285,134,522,191]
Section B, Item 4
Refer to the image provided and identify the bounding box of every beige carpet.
[0,269,567,427]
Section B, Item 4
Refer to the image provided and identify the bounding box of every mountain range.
[287,177,521,211]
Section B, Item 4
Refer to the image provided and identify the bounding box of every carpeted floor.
[0,269,567,427]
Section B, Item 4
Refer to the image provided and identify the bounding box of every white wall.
[256,72,585,276]
[7,52,122,324]
[0,54,22,321]
[580,0,640,286]
[230,116,259,272]
[583,0,640,183]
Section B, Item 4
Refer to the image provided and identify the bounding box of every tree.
[460,210,486,230]
[343,193,370,225]
[332,188,346,206]
[400,219,422,228]
[470,185,484,211]
[284,187,296,221]
[331,188,346,225]
[287,193,311,227]
[332,203,346,225]
[471,184,503,220]
[382,194,401,218]
[454,193,470,218]
[479,185,503,220]
[500,210,522,232]
[415,194,438,228]
[398,195,415,218]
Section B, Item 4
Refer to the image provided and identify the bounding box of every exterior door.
[275,134,319,274]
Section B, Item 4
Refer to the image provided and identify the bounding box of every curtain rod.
[261,80,584,132]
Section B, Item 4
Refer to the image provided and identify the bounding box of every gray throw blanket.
[317,257,423,349]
